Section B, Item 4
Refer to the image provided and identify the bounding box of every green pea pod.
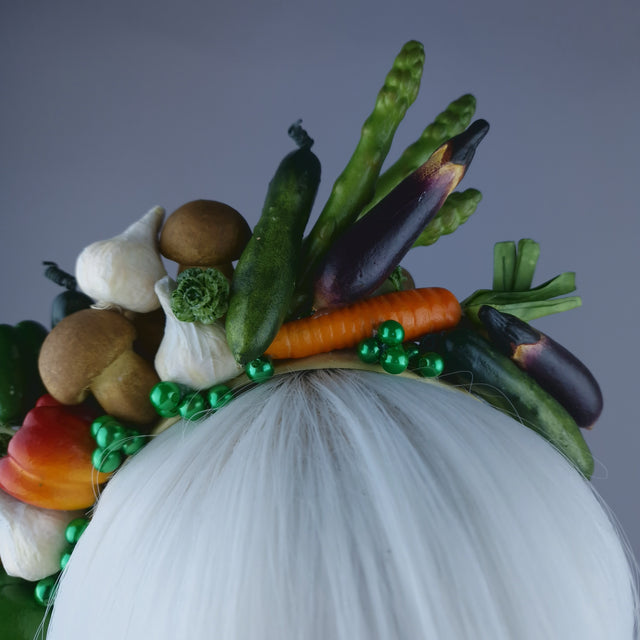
[0,567,50,639]
[0,321,48,425]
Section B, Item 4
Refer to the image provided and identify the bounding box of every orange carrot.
[265,287,461,359]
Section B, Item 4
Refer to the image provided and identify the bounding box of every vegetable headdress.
[0,40,603,622]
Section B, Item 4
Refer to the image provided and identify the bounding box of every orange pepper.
[0,395,111,510]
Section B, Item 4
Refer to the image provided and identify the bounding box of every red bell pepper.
[0,395,112,510]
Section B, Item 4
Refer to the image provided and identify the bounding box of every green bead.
[92,447,123,473]
[357,337,381,363]
[65,517,89,545]
[60,549,73,571]
[90,415,118,439]
[149,381,185,417]
[207,384,233,410]
[416,351,445,377]
[404,342,420,365]
[245,356,274,382]
[377,320,405,346]
[34,575,58,606]
[122,429,146,456]
[95,422,127,450]
[179,392,206,420]
[380,345,409,374]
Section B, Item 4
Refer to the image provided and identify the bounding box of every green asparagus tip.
[288,119,314,149]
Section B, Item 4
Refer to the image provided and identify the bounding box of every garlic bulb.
[0,489,83,581]
[154,276,243,387]
[75,206,168,313]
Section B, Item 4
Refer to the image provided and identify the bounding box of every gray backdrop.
[2,0,639,560]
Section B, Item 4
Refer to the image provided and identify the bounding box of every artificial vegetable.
[361,93,477,216]
[0,321,48,427]
[312,120,489,310]
[0,395,111,510]
[419,327,594,478]
[299,40,425,289]
[155,277,242,388]
[462,239,582,325]
[0,566,50,640]
[75,205,167,313]
[43,262,94,327]
[38,308,160,425]
[170,267,230,324]
[0,488,83,581]
[412,188,483,247]
[478,305,603,428]
[159,199,251,278]
[226,121,322,364]
[265,287,461,360]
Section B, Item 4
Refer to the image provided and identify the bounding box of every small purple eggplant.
[478,305,603,429]
[311,119,489,310]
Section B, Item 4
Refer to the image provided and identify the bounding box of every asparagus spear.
[299,40,425,286]
[360,93,477,217]
[412,188,483,248]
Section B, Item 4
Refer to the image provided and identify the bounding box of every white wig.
[46,370,638,639]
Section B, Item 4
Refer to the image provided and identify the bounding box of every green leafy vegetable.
[0,566,50,639]
[463,240,582,324]
[362,93,477,217]
[171,268,230,324]
[299,40,425,284]
[412,188,482,247]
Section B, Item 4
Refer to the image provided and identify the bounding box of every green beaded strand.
[207,384,234,410]
[149,381,187,417]
[34,575,58,606]
[380,345,409,374]
[245,356,275,382]
[179,392,207,420]
[416,351,445,377]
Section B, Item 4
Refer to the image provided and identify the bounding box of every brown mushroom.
[159,199,251,278]
[38,308,160,425]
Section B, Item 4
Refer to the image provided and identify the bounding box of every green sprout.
[170,267,230,324]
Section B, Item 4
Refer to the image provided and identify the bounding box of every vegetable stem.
[288,119,314,150]
[43,261,78,291]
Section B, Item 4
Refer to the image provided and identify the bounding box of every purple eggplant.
[478,305,603,429]
[311,119,489,310]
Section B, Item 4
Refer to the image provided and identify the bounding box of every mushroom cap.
[159,199,252,266]
[38,309,136,405]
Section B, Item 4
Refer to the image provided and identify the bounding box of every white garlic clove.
[0,488,84,581]
[154,276,243,388]
[75,206,168,313]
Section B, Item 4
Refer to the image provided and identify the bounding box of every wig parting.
[44,369,638,639]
